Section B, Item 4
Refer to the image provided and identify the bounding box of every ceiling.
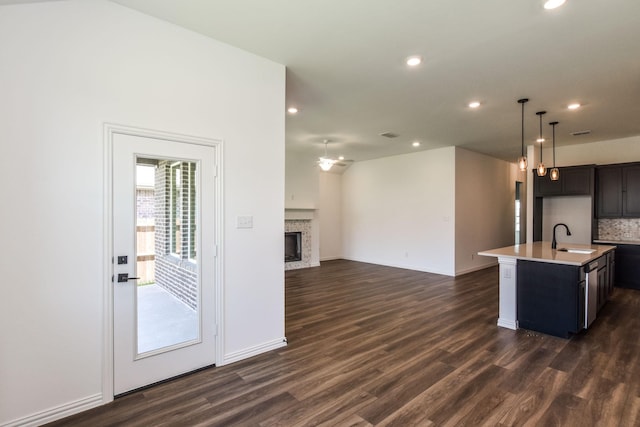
[10,0,640,166]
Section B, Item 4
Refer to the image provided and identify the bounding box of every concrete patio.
[137,284,198,354]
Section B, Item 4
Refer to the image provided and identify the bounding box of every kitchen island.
[594,239,640,290]
[479,241,615,337]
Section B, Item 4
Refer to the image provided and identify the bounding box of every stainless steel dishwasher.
[585,260,599,328]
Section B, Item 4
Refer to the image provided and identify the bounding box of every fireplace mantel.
[285,208,316,221]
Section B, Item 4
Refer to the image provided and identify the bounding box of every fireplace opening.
[285,232,302,262]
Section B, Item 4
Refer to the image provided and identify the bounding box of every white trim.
[103,123,224,400]
[497,318,519,330]
[285,209,315,220]
[102,124,115,404]
[214,134,225,368]
[319,256,342,262]
[220,338,287,366]
[454,261,498,276]
[497,256,519,330]
[342,256,455,277]
[104,123,220,148]
[0,394,103,427]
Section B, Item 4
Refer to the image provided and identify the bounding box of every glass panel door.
[135,159,199,355]
[112,131,217,396]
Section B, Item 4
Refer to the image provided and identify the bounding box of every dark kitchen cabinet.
[534,165,594,197]
[607,250,615,293]
[597,166,623,217]
[615,244,640,290]
[535,172,562,196]
[596,163,640,218]
[517,260,583,338]
[597,263,608,311]
[623,165,640,217]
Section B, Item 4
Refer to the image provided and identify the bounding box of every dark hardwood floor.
[49,260,640,426]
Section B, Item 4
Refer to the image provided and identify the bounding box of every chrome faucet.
[552,223,572,249]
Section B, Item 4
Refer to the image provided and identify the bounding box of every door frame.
[102,123,224,402]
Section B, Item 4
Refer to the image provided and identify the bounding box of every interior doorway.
[515,181,523,244]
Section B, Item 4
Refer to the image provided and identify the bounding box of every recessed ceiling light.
[338,156,345,161]
[544,0,566,10]
[412,141,421,147]
[406,56,422,67]
[287,107,298,114]
[568,103,581,110]
[468,101,481,108]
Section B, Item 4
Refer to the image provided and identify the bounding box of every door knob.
[117,273,140,283]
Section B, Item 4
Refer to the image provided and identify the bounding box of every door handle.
[117,273,140,283]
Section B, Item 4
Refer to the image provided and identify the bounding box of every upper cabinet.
[596,166,623,217]
[596,163,640,218]
[534,165,594,198]
[623,165,640,217]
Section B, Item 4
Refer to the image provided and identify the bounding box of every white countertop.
[478,241,615,266]
[593,239,640,246]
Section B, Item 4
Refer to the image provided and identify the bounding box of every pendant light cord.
[550,121,558,167]
[537,111,546,158]
[517,98,529,158]
[521,102,525,156]
[552,124,556,166]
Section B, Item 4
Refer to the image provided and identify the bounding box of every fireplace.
[284,217,313,270]
[284,232,302,262]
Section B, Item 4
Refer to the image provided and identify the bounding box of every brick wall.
[154,160,198,310]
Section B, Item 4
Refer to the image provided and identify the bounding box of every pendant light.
[549,121,560,181]
[517,98,529,171]
[536,111,547,176]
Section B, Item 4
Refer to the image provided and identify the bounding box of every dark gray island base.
[517,260,584,338]
[517,250,614,338]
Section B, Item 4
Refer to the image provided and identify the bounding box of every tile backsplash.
[598,218,640,241]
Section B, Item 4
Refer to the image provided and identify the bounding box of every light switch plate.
[237,215,253,229]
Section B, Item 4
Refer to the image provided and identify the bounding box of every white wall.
[285,151,319,208]
[542,197,592,244]
[0,1,285,425]
[341,147,456,275]
[549,135,640,166]
[319,172,342,260]
[455,148,518,275]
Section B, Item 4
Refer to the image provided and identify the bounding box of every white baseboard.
[1,394,103,427]
[455,262,498,276]
[497,318,518,330]
[342,256,454,276]
[220,337,287,366]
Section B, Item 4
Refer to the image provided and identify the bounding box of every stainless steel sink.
[557,248,596,254]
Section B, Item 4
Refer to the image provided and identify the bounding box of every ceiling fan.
[317,140,353,171]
